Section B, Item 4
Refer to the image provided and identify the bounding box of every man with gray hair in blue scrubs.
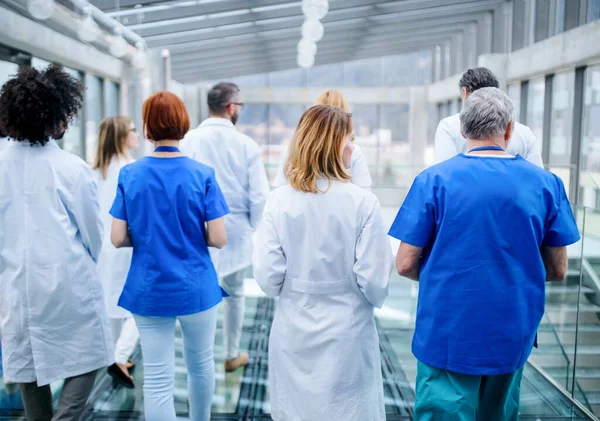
[390,87,579,420]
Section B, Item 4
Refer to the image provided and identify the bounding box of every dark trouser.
[414,361,523,421]
[19,370,98,421]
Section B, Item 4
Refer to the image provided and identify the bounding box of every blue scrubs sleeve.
[205,169,230,221]
[109,171,128,221]
[388,174,435,248]
[543,178,580,247]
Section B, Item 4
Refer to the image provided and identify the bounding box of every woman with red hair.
[110,91,229,421]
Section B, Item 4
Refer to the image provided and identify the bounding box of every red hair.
[142,91,190,141]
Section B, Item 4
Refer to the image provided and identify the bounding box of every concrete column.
[433,44,442,82]
[466,24,478,68]
[453,32,465,74]
[478,13,494,55]
[123,64,153,157]
[408,86,429,169]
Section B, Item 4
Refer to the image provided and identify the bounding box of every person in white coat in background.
[93,116,140,388]
[272,89,372,189]
[435,67,544,167]
[253,105,393,421]
[0,65,113,420]
[181,82,270,373]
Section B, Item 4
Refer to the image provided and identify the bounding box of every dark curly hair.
[0,65,84,146]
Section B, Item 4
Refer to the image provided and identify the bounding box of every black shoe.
[107,363,135,389]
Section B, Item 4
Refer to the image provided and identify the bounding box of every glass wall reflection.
[527,77,545,154]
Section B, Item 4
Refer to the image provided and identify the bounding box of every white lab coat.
[434,113,544,167]
[253,179,393,421]
[181,118,270,278]
[0,137,10,152]
[95,156,134,319]
[0,141,113,386]
[273,143,373,189]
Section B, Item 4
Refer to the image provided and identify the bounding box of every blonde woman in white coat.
[253,105,393,421]
[93,116,140,388]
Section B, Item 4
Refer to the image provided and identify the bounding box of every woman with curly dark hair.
[0,65,113,421]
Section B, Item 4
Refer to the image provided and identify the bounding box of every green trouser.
[414,361,523,421]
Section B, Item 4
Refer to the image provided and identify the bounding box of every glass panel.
[589,0,600,22]
[351,104,380,185]
[62,69,84,158]
[382,51,432,86]
[508,83,521,122]
[342,58,382,87]
[549,71,575,195]
[236,103,269,175]
[31,57,52,70]
[0,60,17,87]
[381,105,412,187]
[578,206,600,416]
[527,77,545,154]
[268,68,306,87]
[84,74,103,164]
[267,105,304,183]
[307,63,343,87]
[556,0,566,33]
[580,65,600,209]
[229,73,268,88]
[104,81,120,118]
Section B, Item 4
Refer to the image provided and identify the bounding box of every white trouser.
[221,268,246,360]
[133,307,218,421]
[109,317,140,365]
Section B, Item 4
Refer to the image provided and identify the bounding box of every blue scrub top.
[389,154,580,376]
[110,156,230,317]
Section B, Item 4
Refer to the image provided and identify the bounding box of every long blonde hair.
[94,117,131,178]
[316,90,350,112]
[284,105,353,193]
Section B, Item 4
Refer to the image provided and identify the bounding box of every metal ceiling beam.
[100,0,294,15]
[144,0,502,48]
[174,42,435,83]
[126,0,473,36]
[172,37,444,81]
[168,14,482,64]
[170,27,464,73]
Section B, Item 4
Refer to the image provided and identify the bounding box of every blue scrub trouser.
[414,361,523,421]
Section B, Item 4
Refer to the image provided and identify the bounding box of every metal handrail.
[528,360,600,421]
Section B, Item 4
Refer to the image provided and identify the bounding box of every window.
[549,71,575,195]
[307,63,343,87]
[351,104,380,183]
[104,81,120,118]
[526,77,545,154]
[590,0,600,22]
[267,104,305,180]
[0,60,18,89]
[236,103,269,174]
[268,68,306,87]
[84,74,104,164]
[580,65,600,207]
[342,58,382,87]
[508,83,521,122]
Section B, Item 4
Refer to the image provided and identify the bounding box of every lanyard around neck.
[467,146,504,153]
[154,146,181,153]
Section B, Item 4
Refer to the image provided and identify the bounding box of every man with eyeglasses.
[181,82,269,373]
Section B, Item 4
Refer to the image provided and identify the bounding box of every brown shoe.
[224,352,249,373]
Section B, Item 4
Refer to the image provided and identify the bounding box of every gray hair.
[459,87,515,140]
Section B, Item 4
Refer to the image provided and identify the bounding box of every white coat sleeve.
[353,197,392,308]
[350,144,373,190]
[252,199,286,297]
[434,119,458,164]
[272,146,289,188]
[523,126,544,168]
[248,143,270,229]
[72,165,104,262]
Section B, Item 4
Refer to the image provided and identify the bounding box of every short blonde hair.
[284,105,353,193]
[315,90,349,112]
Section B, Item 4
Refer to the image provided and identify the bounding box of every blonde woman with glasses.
[272,90,372,189]
[93,116,140,388]
[253,105,393,421]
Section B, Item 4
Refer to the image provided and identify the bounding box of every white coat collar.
[199,118,236,130]
[17,139,60,148]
